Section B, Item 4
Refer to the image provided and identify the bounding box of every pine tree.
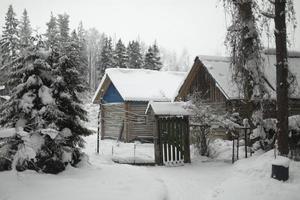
[0,5,20,66]
[19,9,32,48]
[98,37,114,80]
[126,40,143,69]
[65,30,88,86]
[143,43,162,70]
[45,12,59,48]
[113,39,127,68]
[152,43,162,70]
[143,46,155,70]
[76,23,89,83]
[0,41,54,172]
[0,37,91,173]
[57,14,70,46]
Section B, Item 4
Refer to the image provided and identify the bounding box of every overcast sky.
[0,0,300,58]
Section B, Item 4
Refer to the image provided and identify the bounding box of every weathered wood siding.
[126,102,155,141]
[188,64,226,102]
[102,103,125,139]
[177,59,227,103]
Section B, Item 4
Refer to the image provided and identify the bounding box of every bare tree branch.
[267,0,275,5]
[260,10,275,18]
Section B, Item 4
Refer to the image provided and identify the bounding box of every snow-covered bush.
[0,39,91,173]
[188,92,242,156]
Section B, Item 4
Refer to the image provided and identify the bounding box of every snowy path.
[1,103,299,200]
[84,133,231,200]
[146,160,231,200]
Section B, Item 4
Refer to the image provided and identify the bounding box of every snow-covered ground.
[0,103,300,200]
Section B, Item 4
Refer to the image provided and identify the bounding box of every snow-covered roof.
[93,68,186,103]
[197,53,300,99]
[145,101,192,116]
[0,85,5,90]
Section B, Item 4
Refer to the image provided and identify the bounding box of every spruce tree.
[65,30,88,86]
[114,39,127,68]
[152,43,162,70]
[0,5,20,66]
[0,37,91,173]
[76,23,89,83]
[98,37,114,80]
[19,9,32,48]
[126,40,143,69]
[57,14,70,46]
[143,46,155,70]
[45,12,59,48]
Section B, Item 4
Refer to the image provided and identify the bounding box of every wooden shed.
[176,50,300,119]
[146,101,192,165]
[92,68,186,142]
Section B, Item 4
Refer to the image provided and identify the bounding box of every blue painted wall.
[103,83,124,103]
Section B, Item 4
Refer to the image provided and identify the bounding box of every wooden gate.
[155,116,191,165]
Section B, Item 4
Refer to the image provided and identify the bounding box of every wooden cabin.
[176,51,300,119]
[92,68,186,142]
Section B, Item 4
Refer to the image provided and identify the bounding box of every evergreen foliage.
[113,39,128,68]
[0,5,20,66]
[98,36,114,79]
[143,43,162,70]
[45,12,59,48]
[57,14,70,46]
[126,40,143,69]
[0,36,91,173]
[152,43,162,70]
[19,9,32,48]
[75,24,89,83]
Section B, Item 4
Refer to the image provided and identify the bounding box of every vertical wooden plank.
[232,134,235,164]
[124,102,129,142]
[184,117,191,163]
[179,117,184,160]
[162,118,167,163]
[100,102,105,140]
[237,132,239,160]
[167,119,172,162]
[97,104,101,154]
[176,118,180,161]
[171,118,176,162]
[155,116,163,165]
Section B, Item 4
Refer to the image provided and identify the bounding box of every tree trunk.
[275,0,289,155]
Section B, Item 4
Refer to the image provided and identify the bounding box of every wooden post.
[97,104,100,154]
[155,117,163,165]
[232,132,235,164]
[176,118,180,161]
[171,118,176,162]
[237,132,239,160]
[179,117,184,160]
[163,118,167,163]
[100,101,105,140]
[245,128,248,158]
[184,117,191,163]
[167,118,171,162]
